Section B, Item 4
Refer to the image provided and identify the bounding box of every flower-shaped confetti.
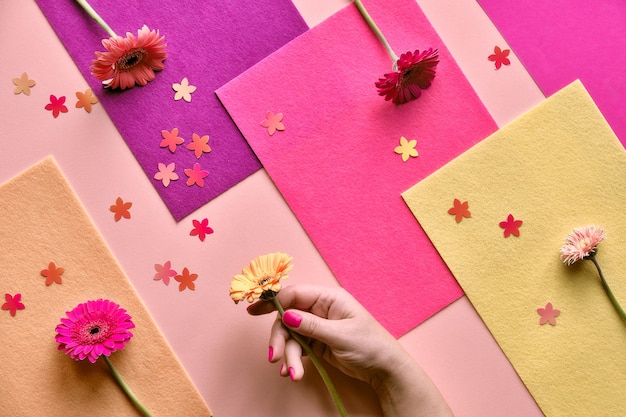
[175,267,198,291]
[184,163,209,187]
[260,111,285,136]
[172,77,197,102]
[537,302,560,326]
[110,197,132,221]
[190,218,214,241]
[154,162,179,187]
[448,199,471,223]
[394,136,419,162]
[488,46,511,70]
[187,133,211,159]
[160,128,184,153]
[499,213,522,237]
[75,88,99,113]
[45,95,68,118]
[41,261,64,286]
[2,293,25,317]
[12,72,36,95]
[154,261,177,285]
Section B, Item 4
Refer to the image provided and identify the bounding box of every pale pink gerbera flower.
[90,25,167,90]
[55,299,135,363]
[559,225,606,265]
[375,48,440,105]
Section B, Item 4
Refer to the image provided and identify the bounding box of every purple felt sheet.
[35,0,308,221]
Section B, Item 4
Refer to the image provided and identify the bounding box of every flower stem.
[272,298,349,417]
[74,0,117,37]
[353,0,398,65]
[589,256,626,322]
[103,356,153,417]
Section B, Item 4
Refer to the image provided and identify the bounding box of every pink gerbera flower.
[55,299,135,363]
[90,25,167,90]
[375,48,439,105]
[559,225,606,265]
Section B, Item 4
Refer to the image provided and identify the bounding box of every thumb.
[282,309,336,344]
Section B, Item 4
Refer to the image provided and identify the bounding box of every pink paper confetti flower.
[154,261,177,285]
[154,162,179,187]
[499,213,523,237]
[110,197,132,221]
[175,267,198,291]
[12,72,36,95]
[488,46,511,70]
[184,163,209,187]
[187,133,212,158]
[45,95,68,118]
[537,302,560,326]
[375,49,439,104]
[160,128,184,153]
[41,261,64,286]
[560,225,606,265]
[260,111,285,136]
[448,199,471,223]
[190,218,214,241]
[55,299,134,363]
[172,77,197,102]
[90,25,167,90]
[75,88,99,113]
[394,136,419,162]
[2,293,25,317]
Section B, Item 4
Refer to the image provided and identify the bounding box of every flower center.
[117,48,147,70]
[258,276,272,286]
[90,326,100,335]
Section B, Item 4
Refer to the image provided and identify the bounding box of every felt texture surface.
[0,157,211,416]
[217,0,497,337]
[402,81,626,416]
[34,0,308,221]
[477,0,626,145]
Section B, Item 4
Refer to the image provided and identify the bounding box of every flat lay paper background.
[0,157,212,416]
[34,0,308,221]
[403,81,626,416]
[477,0,626,146]
[1,0,550,415]
[218,0,498,338]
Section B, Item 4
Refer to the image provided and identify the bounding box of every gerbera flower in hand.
[230,252,293,303]
[375,49,439,104]
[90,25,167,90]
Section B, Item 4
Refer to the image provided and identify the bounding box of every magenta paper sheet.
[218,0,497,337]
[477,0,626,145]
[35,0,307,221]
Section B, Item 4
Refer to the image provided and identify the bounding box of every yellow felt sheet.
[0,157,212,416]
[402,81,626,417]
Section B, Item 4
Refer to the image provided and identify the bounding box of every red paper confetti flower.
[45,95,68,118]
[90,25,167,90]
[537,302,560,326]
[154,261,177,285]
[499,213,523,237]
[175,267,198,291]
[160,128,184,153]
[447,199,471,223]
[41,261,64,286]
[55,299,134,363]
[2,293,25,317]
[488,46,511,70]
[110,197,132,221]
[184,163,209,187]
[260,111,285,136]
[559,225,606,265]
[187,133,211,158]
[375,48,439,105]
[190,218,214,241]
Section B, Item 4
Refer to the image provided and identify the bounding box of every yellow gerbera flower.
[230,253,293,303]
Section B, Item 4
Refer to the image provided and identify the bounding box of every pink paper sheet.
[477,0,626,144]
[218,0,497,337]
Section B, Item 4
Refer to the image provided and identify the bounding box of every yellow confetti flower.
[12,72,36,96]
[394,136,418,162]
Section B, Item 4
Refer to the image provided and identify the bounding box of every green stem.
[75,0,117,37]
[353,0,398,66]
[589,256,626,322]
[272,298,349,417]
[103,356,153,417]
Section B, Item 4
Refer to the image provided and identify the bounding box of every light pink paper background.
[1,0,544,415]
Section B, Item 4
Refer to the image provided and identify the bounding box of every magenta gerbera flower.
[55,299,135,363]
[90,25,167,90]
[375,48,440,105]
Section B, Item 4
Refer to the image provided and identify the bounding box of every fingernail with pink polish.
[289,367,296,381]
[268,346,274,362]
[283,311,302,328]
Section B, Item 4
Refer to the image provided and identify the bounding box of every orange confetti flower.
[12,72,36,95]
[75,88,99,113]
[41,261,64,286]
[448,199,471,223]
[175,267,198,291]
[110,197,132,221]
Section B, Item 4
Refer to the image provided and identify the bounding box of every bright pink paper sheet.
[35,0,308,221]
[478,0,626,144]
[218,0,497,337]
